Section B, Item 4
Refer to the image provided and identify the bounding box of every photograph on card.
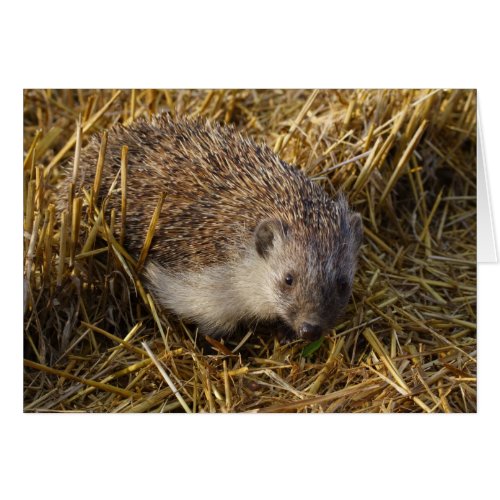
[23,89,476,413]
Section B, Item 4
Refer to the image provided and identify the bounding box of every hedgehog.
[61,114,363,342]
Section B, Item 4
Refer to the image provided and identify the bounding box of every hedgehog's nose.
[298,322,322,341]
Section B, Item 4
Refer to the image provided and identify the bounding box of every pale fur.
[144,237,286,335]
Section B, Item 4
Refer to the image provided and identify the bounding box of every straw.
[23,89,476,413]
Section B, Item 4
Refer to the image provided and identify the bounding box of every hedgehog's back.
[69,115,338,270]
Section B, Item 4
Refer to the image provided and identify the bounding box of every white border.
[3,2,498,499]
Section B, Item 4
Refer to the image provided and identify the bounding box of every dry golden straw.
[23,89,476,413]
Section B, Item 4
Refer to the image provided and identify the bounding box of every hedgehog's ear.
[255,218,289,259]
[350,212,363,249]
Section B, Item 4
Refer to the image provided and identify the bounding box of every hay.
[23,89,476,413]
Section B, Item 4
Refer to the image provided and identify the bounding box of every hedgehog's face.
[255,214,363,341]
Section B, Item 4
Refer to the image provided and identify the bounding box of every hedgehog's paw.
[276,324,298,345]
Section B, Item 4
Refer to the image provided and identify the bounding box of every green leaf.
[301,336,325,357]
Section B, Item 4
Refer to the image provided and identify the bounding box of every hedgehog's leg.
[195,320,238,339]
[276,323,298,345]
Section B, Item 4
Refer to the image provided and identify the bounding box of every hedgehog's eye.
[285,273,294,286]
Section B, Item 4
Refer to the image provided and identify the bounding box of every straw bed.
[23,89,477,413]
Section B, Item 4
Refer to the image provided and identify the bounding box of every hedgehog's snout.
[298,322,322,341]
